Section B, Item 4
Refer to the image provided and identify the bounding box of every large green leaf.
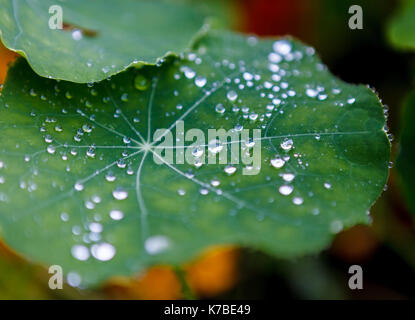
[0,31,390,287]
[0,0,211,83]
[387,0,415,50]
[397,91,415,214]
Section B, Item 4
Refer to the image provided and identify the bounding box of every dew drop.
[306,88,319,98]
[44,135,53,143]
[312,208,320,215]
[281,173,295,182]
[293,197,304,205]
[105,172,116,182]
[271,157,285,169]
[192,147,204,157]
[67,272,82,287]
[279,185,293,196]
[73,134,82,142]
[47,145,56,154]
[183,67,196,79]
[123,136,131,144]
[224,165,237,175]
[234,124,243,131]
[71,245,90,261]
[72,226,81,235]
[117,159,126,169]
[215,104,226,114]
[145,235,170,255]
[86,148,95,158]
[195,76,207,88]
[82,124,92,133]
[85,200,95,210]
[71,29,83,41]
[185,170,195,179]
[324,182,332,189]
[330,220,343,234]
[60,212,69,221]
[110,210,124,220]
[268,52,282,63]
[208,139,223,154]
[121,93,128,102]
[243,72,254,81]
[92,195,101,204]
[211,179,220,187]
[89,222,103,233]
[280,138,293,151]
[227,90,238,102]
[112,187,128,200]
[193,158,203,168]
[91,243,116,261]
[273,40,292,55]
[199,188,209,195]
[134,74,150,91]
[245,139,255,148]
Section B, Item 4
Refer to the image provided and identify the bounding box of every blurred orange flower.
[0,42,17,85]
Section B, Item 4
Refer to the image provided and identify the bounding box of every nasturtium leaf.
[0,0,211,83]
[387,0,415,50]
[397,91,415,215]
[0,31,390,287]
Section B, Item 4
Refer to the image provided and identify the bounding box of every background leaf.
[387,0,415,51]
[397,91,415,214]
[0,0,212,83]
[0,31,390,287]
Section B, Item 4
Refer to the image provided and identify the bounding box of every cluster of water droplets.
[162,36,357,230]
[0,31,383,290]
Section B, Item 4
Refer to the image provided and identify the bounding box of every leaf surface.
[0,0,210,83]
[0,31,390,287]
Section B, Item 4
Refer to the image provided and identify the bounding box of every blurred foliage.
[396,92,415,215]
[388,0,415,50]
